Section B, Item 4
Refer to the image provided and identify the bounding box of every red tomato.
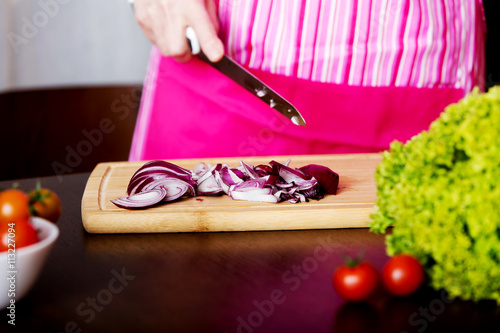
[29,187,62,223]
[0,218,39,252]
[333,261,380,301]
[0,189,30,222]
[382,254,425,296]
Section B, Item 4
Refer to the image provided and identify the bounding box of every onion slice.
[299,164,339,195]
[130,160,192,181]
[196,165,224,195]
[269,160,310,183]
[230,188,278,203]
[142,178,195,201]
[240,160,260,179]
[111,188,167,209]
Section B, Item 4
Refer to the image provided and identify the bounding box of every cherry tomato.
[0,218,39,252]
[333,261,380,302]
[29,187,62,223]
[382,254,425,296]
[0,189,30,222]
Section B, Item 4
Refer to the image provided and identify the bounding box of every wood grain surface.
[81,153,382,233]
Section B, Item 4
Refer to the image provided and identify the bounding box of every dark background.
[484,0,500,89]
[1,1,499,181]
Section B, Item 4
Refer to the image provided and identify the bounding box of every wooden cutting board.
[81,153,382,233]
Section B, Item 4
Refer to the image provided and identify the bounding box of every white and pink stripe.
[217,0,486,92]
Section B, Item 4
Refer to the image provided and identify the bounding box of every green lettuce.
[370,87,500,304]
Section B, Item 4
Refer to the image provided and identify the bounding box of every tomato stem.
[341,249,366,268]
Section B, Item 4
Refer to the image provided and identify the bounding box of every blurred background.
[0,0,499,181]
[0,0,151,181]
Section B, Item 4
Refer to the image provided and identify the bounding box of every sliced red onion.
[269,160,310,183]
[127,174,159,195]
[128,173,185,195]
[264,175,279,187]
[130,160,192,182]
[197,168,224,196]
[229,188,278,203]
[213,171,230,195]
[299,184,323,199]
[231,178,267,192]
[219,165,243,186]
[289,192,307,203]
[230,186,272,195]
[263,164,280,186]
[231,168,246,179]
[299,164,339,195]
[113,158,340,210]
[142,178,195,201]
[274,189,308,203]
[111,188,167,209]
[192,162,212,180]
[239,160,259,179]
[294,178,319,191]
[127,160,195,196]
[285,194,304,204]
[197,164,217,182]
[274,182,296,190]
[254,164,273,177]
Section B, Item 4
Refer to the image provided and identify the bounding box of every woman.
[129,0,486,161]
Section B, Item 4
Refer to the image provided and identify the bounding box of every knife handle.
[186,27,201,55]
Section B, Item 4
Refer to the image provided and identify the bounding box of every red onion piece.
[127,173,174,195]
[299,164,339,195]
[219,165,243,186]
[142,178,195,201]
[192,162,212,180]
[213,171,230,195]
[230,188,278,203]
[294,178,319,191]
[131,160,192,181]
[269,160,310,183]
[197,167,224,196]
[111,188,168,209]
[231,168,246,179]
[254,164,273,177]
[231,178,267,192]
[240,160,260,179]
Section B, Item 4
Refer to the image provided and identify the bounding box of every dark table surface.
[0,173,499,333]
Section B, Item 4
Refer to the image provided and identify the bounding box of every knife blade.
[186,27,306,126]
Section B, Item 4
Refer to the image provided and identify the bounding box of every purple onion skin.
[130,160,192,182]
[231,168,245,179]
[269,160,310,181]
[299,164,339,195]
[254,164,273,177]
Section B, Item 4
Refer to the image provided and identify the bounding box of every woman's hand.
[133,0,224,62]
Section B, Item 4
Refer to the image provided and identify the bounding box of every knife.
[186,27,306,126]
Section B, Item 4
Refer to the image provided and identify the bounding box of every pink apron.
[129,55,464,160]
[129,0,485,161]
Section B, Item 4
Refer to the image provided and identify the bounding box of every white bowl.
[1,217,59,309]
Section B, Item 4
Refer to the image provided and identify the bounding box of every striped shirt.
[217,0,486,92]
